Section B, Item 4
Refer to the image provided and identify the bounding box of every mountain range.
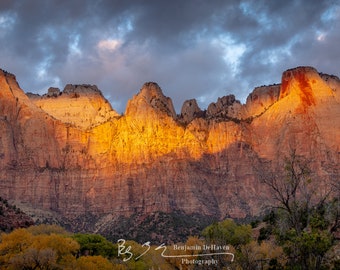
[0,66,339,242]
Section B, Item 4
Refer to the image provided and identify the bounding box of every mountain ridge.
[0,66,339,242]
[18,66,340,126]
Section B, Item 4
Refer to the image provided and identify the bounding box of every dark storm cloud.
[0,0,339,113]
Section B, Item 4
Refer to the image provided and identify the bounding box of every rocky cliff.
[0,196,34,232]
[27,84,119,129]
[0,66,339,241]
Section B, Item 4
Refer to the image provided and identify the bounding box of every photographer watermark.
[117,239,234,266]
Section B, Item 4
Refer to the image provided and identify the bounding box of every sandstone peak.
[319,72,340,103]
[180,99,203,124]
[285,66,318,74]
[280,66,319,99]
[125,82,177,118]
[63,84,102,96]
[242,66,325,119]
[140,82,163,97]
[319,72,340,86]
[28,84,119,129]
[47,87,61,97]
[0,68,41,122]
[206,94,243,119]
[244,84,280,117]
[0,70,20,95]
[0,68,16,80]
[279,66,335,113]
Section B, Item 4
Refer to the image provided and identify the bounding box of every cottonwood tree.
[0,228,80,269]
[202,219,252,269]
[259,151,337,269]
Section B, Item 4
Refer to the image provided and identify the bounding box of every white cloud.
[0,11,17,36]
[97,39,122,52]
[0,11,16,28]
[211,34,247,75]
[316,32,326,42]
[69,34,81,56]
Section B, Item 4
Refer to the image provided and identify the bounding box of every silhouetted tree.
[260,151,336,269]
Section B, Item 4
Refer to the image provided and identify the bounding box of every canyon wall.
[0,66,339,236]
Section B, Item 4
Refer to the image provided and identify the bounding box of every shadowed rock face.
[0,67,339,239]
[180,99,203,124]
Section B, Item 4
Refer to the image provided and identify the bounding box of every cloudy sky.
[0,0,339,113]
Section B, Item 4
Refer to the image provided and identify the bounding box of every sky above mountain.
[0,0,339,113]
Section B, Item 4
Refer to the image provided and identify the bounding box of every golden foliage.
[0,226,78,269]
[73,256,119,270]
[236,240,286,270]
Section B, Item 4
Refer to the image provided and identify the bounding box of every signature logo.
[117,239,235,262]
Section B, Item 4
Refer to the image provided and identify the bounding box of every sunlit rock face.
[249,67,339,157]
[28,84,119,129]
[125,82,177,118]
[244,84,280,118]
[0,67,339,235]
[320,73,340,103]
